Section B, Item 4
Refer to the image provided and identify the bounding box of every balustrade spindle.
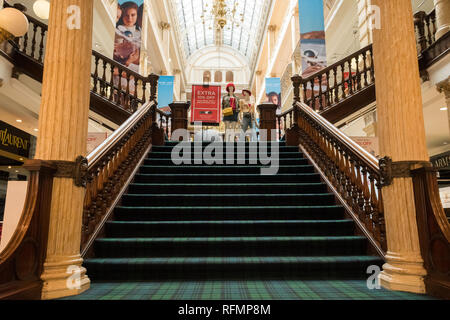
[93,56,99,93]
[38,27,45,62]
[109,65,115,102]
[30,24,38,60]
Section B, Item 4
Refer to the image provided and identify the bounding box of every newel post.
[257,103,278,141]
[148,73,159,102]
[291,74,303,103]
[170,101,191,139]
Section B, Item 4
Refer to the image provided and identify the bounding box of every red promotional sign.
[191,85,221,124]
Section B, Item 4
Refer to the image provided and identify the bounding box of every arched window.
[214,71,223,83]
[203,71,211,83]
[226,71,234,82]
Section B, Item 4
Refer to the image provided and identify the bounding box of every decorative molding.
[51,156,88,188]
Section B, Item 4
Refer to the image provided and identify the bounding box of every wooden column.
[170,101,191,139]
[258,103,278,141]
[371,0,429,294]
[34,0,93,299]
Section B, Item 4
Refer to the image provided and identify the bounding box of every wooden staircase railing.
[81,98,170,256]
[4,3,156,125]
[293,100,387,257]
[291,44,376,124]
[0,93,172,299]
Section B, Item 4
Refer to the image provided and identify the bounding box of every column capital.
[159,22,171,30]
[436,76,450,99]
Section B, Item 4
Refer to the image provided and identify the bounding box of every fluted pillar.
[434,0,450,40]
[35,0,93,299]
[371,0,429,294]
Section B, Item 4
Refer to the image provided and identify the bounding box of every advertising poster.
[0,120,31,159]
[87,133,108,154]
[351,137,380,157]
[191,85,221,125]
[158,75,175,113]
[298,0,327,77]
[113,0,145,100]
[265,78,282,115]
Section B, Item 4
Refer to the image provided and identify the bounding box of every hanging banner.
[158,76,175,113]
[191,85,221,125]
[113,0,144,102]
[298,0,327,78]
[265,78,281,115]
[114,0,144,72]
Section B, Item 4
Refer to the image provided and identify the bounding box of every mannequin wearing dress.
[239,89,257,142]
[222,83,240,142]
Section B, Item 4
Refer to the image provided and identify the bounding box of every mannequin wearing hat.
[222,83,240,142]
[239,89,257,142]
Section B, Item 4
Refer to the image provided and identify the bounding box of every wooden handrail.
[82,99,164,252]
[294,101,386,255]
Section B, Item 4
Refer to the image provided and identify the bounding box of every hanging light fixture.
[33,0,50,20]
[0,7,29,43]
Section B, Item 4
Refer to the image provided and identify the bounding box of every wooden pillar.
[371,0,429,294]
[258,103,278,141]
[170,101,190,139]
[34,0,93,299]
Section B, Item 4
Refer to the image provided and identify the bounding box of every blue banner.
[298,0,327,77]
[265,78,281,115]
[158,75,175,111]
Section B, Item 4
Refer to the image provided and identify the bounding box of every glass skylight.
[172,0,270,62]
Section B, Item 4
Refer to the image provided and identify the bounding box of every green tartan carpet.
[62,280,435,300]
[76,142,430,299]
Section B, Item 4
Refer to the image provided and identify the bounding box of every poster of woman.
[114,0,144,73]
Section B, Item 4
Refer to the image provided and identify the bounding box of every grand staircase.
[84,141,383,281]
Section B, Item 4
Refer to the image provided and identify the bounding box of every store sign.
[0,120,31,158]
[191,85,221,125]
[431,151,450,170]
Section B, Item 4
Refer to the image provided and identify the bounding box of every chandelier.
[201,0,244,30]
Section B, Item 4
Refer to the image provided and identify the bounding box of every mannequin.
[222,83,240,142]
[239,89,257,142]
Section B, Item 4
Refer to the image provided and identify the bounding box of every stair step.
[162,142,287,147]
[105,220,355,237]
[114,205,346,221]
[84,256,384,280]
[147,152,303,159]
[127,183,328,194]
[134,173,322,183]
[139,165,315,174]
[121,193,336,207]
[152,145,297,152]
[144,158,310,165]
[94,236,368,258]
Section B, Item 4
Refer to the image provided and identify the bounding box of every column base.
[379,253,427,294]
[40,256,91,300]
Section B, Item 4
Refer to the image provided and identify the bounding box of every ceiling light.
[15,170,19,173]
[8,166,11,169]
[19,157,23,161]
[0,7,29,42]
[16,119,22,123]
[34,128,38,131]
[440,107,448,111]
[33,0,50,20]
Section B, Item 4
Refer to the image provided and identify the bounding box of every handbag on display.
[223,107,234,117]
